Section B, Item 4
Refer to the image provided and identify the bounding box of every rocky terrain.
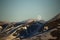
[0,13,60,40]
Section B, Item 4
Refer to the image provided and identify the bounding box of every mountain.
[47,13,60,23]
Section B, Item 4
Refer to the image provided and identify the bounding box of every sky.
[0,0,60,22]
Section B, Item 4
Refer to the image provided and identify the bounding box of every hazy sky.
[0,0,60,22]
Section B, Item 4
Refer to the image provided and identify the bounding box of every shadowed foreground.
[0,13,60,40]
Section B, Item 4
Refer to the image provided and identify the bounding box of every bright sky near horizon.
[0,0,60,22]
